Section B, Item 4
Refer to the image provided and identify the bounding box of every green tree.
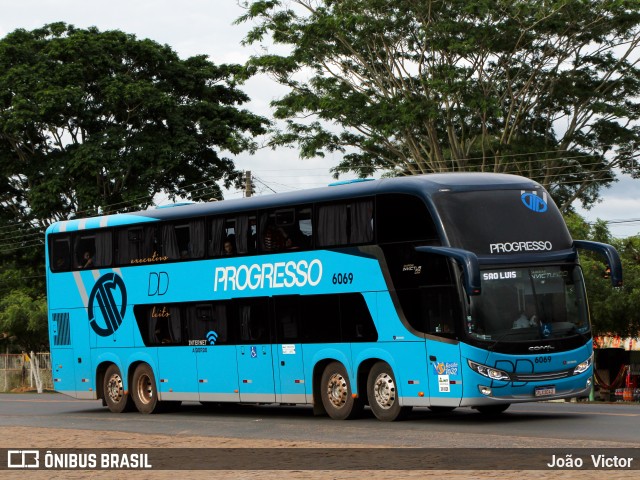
[0,23,269,350]
[0,22,269,227]
[0,291,48,352]
[239,0,640,211]
[565,213,640,336]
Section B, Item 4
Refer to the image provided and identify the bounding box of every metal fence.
[0,352,52,393]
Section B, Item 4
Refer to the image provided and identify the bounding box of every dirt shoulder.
[1,426,638,480]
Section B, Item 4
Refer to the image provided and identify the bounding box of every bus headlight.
[573,354,593,375]
[467,360,510,381]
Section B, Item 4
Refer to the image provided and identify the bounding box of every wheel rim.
[326,372,348,409]
[373,372,396,410]
[106,373,124,404]
[136,373,153,405]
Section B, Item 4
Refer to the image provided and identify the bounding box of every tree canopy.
[0,23,269,351]
[565,214,640,337]
[239,0,640,211]
[0,22,269,227]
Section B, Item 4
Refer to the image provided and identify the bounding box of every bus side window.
[74,235,94,269]
[134,305,182,346]
[208,217,225,257]
[423,287,460,336]
[317,199,374,247]
[274,296,300,342]
[341,293,377,342]
[50,236,72,271]
[190,303,229,344]
[302,295,340,343]
[317,203,348,247]
[297,207,313,249]
[350,199,373,244]
[237,298,269,343]
[116,227,158,264]
[234,214,253,255]
[157,306,182,345]
[259,206,312,253]
[376,193,438,243]
[161,220,205,260]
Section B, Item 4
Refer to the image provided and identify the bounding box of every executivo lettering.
[489,241,553,254]
[214,259,323,292]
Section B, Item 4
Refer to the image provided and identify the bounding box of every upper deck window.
[376,194,438,244]
[259,206,312,252]
[161,220,205,260]
[316,198,373,247]
[50,237,71,271]
[75,231,112,268]
[116,226,160,264]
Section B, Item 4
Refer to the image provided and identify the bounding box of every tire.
[131,363,162,414]
[367,362,411,421]
[103,364,133,413]
[320,362,363,420]
[474,404,511,415]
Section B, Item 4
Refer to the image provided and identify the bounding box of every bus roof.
[47,173,541,233]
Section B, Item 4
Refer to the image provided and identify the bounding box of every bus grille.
[511,370,572,382]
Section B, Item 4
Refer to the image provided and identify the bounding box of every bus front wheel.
[131,363,162,414]
[367,362,411,421]
[103,364,133,413]
[320,362,362,420]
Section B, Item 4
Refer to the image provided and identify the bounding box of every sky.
[2,0,640,237]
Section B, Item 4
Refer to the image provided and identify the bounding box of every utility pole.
[245,170,252,197]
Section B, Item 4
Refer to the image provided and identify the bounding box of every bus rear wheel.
[320,362,362,420]
[131,363,162,414]
[103,364,133,413]
[367,362,411,421]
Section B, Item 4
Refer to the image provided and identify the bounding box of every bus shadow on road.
[170,402,584,425]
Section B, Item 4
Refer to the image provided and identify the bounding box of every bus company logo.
[520,190,548,213]
[214,259,323,292]
[88,273,127,337]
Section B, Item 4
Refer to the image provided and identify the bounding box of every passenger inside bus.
[263,224,286,251]
[79,251,94,269]
[223,238,235,255]
[513,303,538,329]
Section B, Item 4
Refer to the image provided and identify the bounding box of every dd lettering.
[148,272,169,296]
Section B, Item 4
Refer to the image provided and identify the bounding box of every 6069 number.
[332,273,354,285]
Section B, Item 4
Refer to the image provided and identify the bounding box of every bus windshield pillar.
[414,246,481,296]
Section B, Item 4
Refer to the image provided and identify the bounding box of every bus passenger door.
[426,339,463,407]
[49,312,77,396]
[187,303,240,403]
[157,346,198,401]
[235,298,276,403]
[419,283,464,407]
[273,296,307,404]
[147,305,199,401]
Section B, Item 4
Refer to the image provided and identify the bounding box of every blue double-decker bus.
[45,173,622,420]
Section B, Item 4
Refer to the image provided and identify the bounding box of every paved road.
[1,393,639,447]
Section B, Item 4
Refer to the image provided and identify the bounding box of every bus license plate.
[535,385,556,397]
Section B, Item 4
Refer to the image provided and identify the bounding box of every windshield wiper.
[486,329,536,351]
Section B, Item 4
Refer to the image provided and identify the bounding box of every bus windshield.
[468,265,589,343]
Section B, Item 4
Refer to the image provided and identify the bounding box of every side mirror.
[573,240,623,287]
